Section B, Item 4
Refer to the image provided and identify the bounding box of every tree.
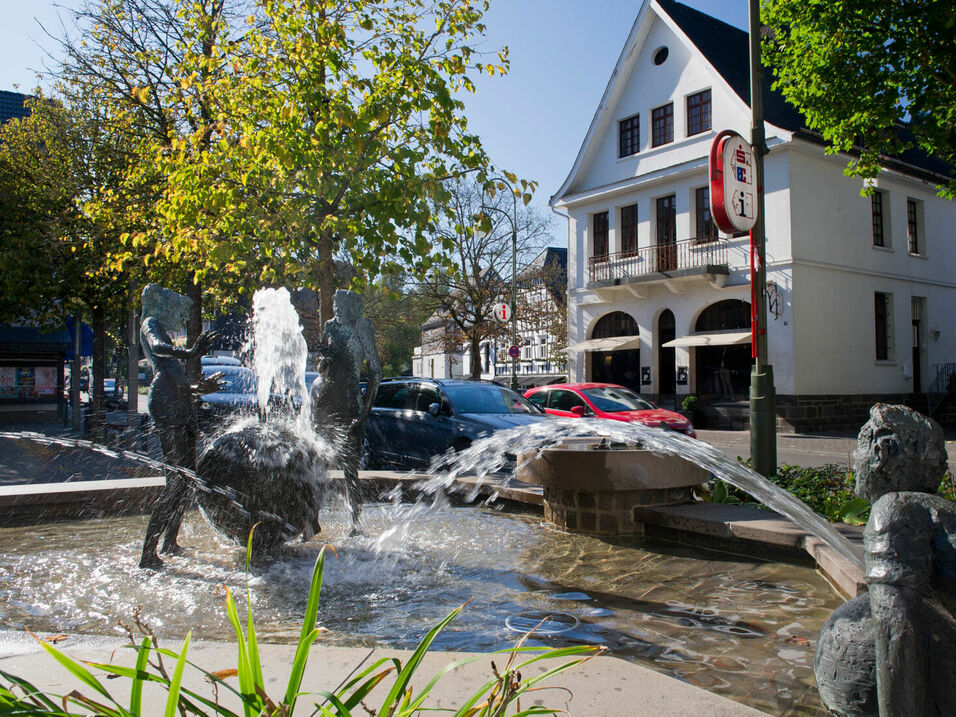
[762,0,956,197]
[0,94,133,430]
[159,0,511,326]
[56,0,248,380]
[416,176,550,380]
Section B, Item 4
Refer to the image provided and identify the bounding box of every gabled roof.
[552,0,950,203]
[0,90,31,126]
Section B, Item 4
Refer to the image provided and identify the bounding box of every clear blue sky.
[0,0,749,246]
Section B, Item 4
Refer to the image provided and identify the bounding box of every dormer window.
[687,89,711,136]
[651,103,673,147]
[619,114,640,157]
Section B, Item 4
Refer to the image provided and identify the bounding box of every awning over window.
[662,330,751,348]
[566,335,641,352]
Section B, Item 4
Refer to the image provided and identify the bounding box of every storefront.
[0,326,71,424]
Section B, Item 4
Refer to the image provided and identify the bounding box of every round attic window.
[653,46,669,65]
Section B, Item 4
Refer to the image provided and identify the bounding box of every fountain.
[5,288,938,715]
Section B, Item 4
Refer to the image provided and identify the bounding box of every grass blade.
[164,632,190,717]
[31,633,118,706]
[129,636,150,716]
[223,586,257,717]
[0,668,65,711]
[376,601,466,716]
[244,525,264,690]
[283,546,326,710]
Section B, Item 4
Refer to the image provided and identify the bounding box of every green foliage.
[680,395,698,412]
[0,533,600,715]
[762,0,956,198]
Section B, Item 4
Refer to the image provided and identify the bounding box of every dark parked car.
[198,365,258,427]
[102,378,127,411]
[198,366,318,428]
[363,378,548,470]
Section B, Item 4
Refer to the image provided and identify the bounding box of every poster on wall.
[0,367,14,398]
[35,367,57,397]
[16,367,36,399]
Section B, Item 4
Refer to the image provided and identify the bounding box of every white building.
[412,247,568,388]
[551,0,955,431]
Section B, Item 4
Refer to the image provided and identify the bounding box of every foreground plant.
[0,532,600,716]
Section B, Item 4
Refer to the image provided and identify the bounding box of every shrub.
[680,395,698,412]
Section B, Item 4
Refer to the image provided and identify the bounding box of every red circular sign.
[709,130,757,234]
[508,344,521,359]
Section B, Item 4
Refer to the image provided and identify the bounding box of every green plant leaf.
[841,496,871,525]
[164,632,191,717]
[223,586,257,716]
[245,525,264,691]
[377,601,467,716]
[129,636,150,716]
[33,634,119,706]
[283,546,326,711]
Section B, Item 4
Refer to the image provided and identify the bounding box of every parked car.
[363,378,549,470]
[102,378,127,411]
[523,383,696,437]
[198,365,258,428]
[201,354,242,367]
[198,366,318,428]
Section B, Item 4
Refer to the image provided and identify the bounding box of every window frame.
[651,102,674,147]
[592,211,609,260]
[619,114,640,158]
[620,203,638,255]
[907,198,922,255]
[871,191,887,248]
[874,292,894,361]
[694,186,717,243]
[686,89,712,136]
[656,194,676,245]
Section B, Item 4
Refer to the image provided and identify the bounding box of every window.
[656,195,676,245]
[686,90,711,136]
[872,191,886,247]
[652,103,674,146]
[875,292,893,361]
[619,114,640,157]
[593,211,609,259]
[695,187,716,242]
[621,203,638,254]
[527,390,548,407]
[907,198,922,254]
[549,389,588,412]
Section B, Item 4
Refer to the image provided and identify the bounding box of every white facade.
[552,0,955,426]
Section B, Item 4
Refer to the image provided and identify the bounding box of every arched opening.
[694,300,751,401]
[658,309,676,398]
[589,311,640,390]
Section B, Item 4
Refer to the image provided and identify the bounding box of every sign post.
[709,10,777,477]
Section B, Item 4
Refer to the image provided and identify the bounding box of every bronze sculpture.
[138,284,215,569]
[814,404,955,716]
[310,289,382,527]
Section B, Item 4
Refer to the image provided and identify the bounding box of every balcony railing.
[588,237,728,284]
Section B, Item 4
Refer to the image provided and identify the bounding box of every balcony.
[587,238,729,287]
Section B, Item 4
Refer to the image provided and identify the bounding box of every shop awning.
[662,330,751,348]
[566,335,641,352]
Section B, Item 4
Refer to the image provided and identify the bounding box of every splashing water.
[416,418,864,571]
[249,287,311,431]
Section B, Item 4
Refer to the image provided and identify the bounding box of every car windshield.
[205,367,256,393]
[443,384,540,415]
[581,386,655,412]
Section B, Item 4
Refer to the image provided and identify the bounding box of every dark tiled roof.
[0,90,32,126]
[656,0,951,182]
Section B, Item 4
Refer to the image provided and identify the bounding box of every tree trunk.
[186,278,203,383]
[90,304,106,438]
[469,333,482,380]
[317,231,335,327]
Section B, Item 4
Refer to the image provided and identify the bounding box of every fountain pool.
[0,502,839,715]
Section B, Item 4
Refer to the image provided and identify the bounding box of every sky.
[0,0,750,247]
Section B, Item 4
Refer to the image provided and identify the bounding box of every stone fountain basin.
[517,439,710,493]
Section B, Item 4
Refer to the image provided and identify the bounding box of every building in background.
[413,247,568,388]
[551,0,955,430]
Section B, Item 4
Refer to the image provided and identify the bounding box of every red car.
[523,383,696,437]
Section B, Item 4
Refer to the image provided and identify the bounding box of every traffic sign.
[508,344,521,359]
[709,130,757,234]
[492,302,512,323]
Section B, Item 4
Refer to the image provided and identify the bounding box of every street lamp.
[481,176,519,391]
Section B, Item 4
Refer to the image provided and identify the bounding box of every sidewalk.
[697,429,956,473]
